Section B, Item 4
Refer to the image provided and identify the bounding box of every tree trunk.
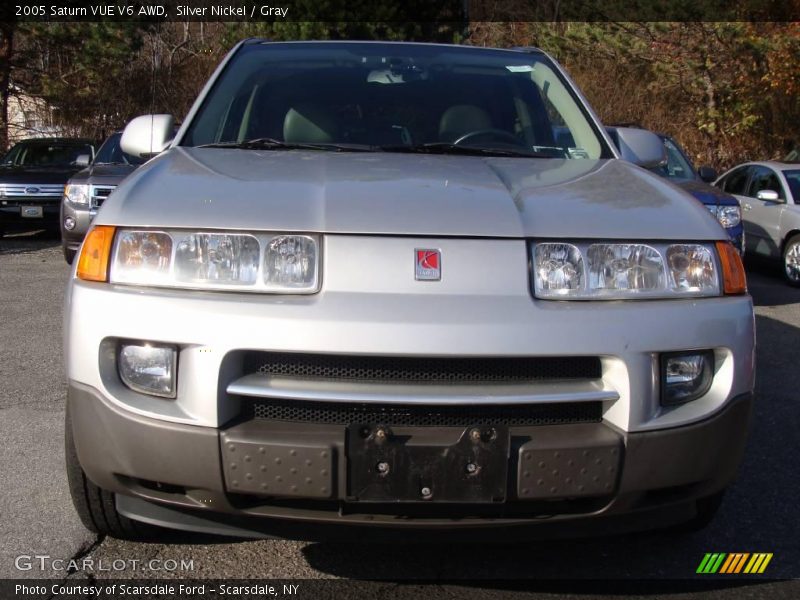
[0,23,14,153]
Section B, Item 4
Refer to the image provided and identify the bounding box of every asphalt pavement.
[1,231,798,598]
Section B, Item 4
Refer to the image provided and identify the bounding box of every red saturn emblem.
[415,248,441,281]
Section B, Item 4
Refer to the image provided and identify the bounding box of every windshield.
[94,132,145,166]
[182,42,611,159]
[649,137,696,181]
[3,141,93,168]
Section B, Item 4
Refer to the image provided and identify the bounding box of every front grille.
[246,398,602,427]
[0,183,64,199]
[246,353,601,384]
[90,185,115,208]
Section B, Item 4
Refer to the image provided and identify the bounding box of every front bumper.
[69,382,752,537]
[60,201,94,250]
[725,224,745,256]
[0,199,60,231]
[64,235,756,536]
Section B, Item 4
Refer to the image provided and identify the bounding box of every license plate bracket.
[20,205,43,218]
[346,424,509,503]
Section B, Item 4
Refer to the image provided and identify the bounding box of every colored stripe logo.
[697,553,773,574]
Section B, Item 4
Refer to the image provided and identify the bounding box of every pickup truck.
[64,40,754,540]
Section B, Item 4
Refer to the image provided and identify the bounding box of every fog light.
[118,342,177,398]
[660,351,714,406]
[64,216,76,231]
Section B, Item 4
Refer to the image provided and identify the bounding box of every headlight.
[264,235,318,290]
[533,243,583,297]
[64,184,90,205]
[707,205,741,228]
[586,244,664,294]
[109,229,319,293]
[118,342,177,398]
[716,205,741,228]
[660,351,714,405]
[175,233,260,285]
[532,242,720,299]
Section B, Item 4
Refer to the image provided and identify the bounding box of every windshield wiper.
[378,142,555,158]
[196,138,374,152]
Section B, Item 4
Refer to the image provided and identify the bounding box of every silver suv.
[65,41,754,540]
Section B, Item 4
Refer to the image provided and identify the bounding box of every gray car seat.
[283,104,339,144]
[438,105,492,143]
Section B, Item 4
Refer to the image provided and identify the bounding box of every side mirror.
[697,166,718,183]
[756,189,780,202]
[120,114,176,159]
[609,127,667,168]
[75,154,91,168]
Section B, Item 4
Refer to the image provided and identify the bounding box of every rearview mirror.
[74,154,91,168]
[697,166,718,183]
[121,114,176,159]
[608,127,667,169]
[756,189,780,202]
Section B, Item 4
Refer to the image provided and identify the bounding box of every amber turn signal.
[76,225,116,282]
[716,241,747,295]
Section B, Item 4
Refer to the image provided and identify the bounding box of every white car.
[715,161,800,284]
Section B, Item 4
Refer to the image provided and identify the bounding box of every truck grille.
[247,398,602,427]
[90,185,115,208]
[0,183,64,199]
[245,353,601,384]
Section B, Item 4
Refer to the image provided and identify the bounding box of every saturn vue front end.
[63,41,754,540]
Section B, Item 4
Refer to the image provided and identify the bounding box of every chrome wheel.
[784,240,800,285]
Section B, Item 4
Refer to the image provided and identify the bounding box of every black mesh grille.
[246,353,601,384]
[247,398,602,427]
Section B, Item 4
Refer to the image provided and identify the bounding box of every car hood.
[99,147,725,240]
[68,163,139,186]
[674,179,739,207]
[0,165,78,184]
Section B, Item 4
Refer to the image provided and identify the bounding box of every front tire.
[63,245,76,265]
[782,235,800,287]
[65,405,155,540]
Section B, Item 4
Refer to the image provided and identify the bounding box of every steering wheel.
[453,129,523,146]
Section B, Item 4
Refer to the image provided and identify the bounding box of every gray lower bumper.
[60,202,93,249]
[68,382,752,536]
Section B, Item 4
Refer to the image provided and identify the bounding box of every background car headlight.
[716,205,742,228]
[532,241,721,299]
[64,184,90,205]
[108,229,320,293]
[707,205,741,228]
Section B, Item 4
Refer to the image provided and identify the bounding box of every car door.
[740,166,788,257]
[719,166,756,252]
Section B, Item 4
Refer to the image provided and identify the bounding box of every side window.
[2,144,20,165]
[748,166,785,200]
[721,167,751,195]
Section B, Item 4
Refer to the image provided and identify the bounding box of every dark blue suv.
[649,134,744,254]
[606,128,744,255]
